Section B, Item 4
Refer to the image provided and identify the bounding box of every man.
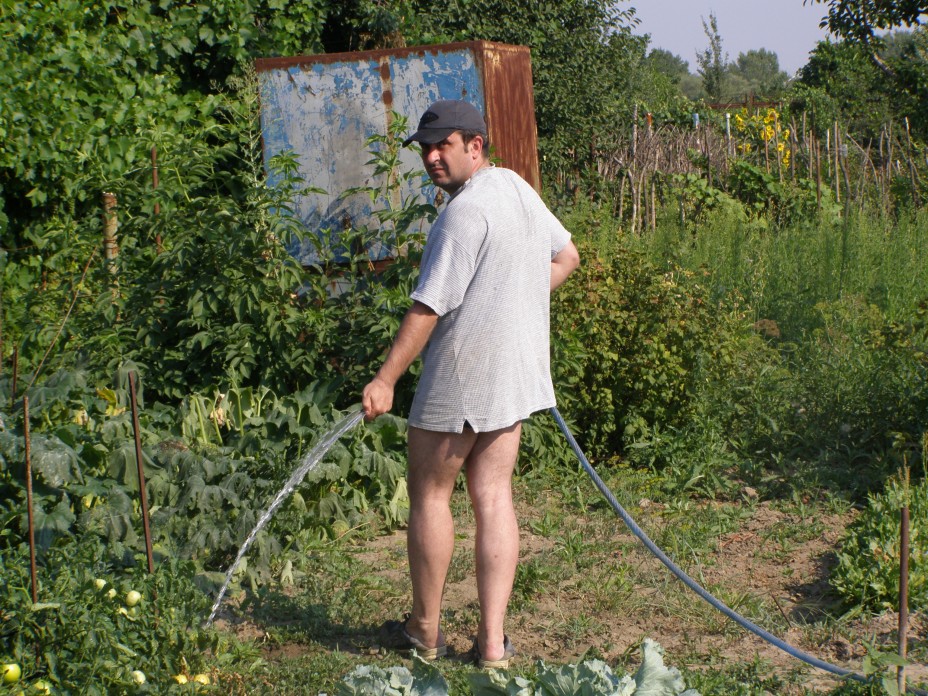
[362,99,579,668]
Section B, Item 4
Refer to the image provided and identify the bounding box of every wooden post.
[151,147,163,253]
[904,118,920,207]
[102,192,119,275]
[129,372,155,574]
[725,112,731,157]
[23,396,39,604]
[839,129,852,213]
[651,177,657,231]
[705,126,712,189]
[631,104,638,163]
[815,137,822,210]
[10,346,18,412]
[834,122,841,203]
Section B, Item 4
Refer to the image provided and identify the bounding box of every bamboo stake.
[129,371,155,574]
[23,395,38,604]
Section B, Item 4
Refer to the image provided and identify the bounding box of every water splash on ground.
[205,409,365,626]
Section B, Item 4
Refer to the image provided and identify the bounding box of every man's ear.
[470,134,485,156]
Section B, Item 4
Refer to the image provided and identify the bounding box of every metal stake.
[129,372,155,574]
[23,396,38,603]
[898,499,910,695]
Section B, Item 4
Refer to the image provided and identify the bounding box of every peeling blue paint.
[258,47,489,265]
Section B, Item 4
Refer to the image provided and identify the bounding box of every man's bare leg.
[465,422,521,662]
[404,425,477,648]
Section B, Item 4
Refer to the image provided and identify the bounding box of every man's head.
[403,100,489,152]
[405,101,490,193]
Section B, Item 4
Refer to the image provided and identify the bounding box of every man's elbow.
[561,242,580,274]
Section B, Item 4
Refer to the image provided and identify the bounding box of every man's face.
[419,131,483,194]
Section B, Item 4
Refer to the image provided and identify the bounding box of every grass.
[208,452,926,694]
[628,206,928,334]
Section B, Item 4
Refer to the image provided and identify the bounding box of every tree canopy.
[806,0,927,43]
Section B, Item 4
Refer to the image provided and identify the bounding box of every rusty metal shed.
[255,41,539,265]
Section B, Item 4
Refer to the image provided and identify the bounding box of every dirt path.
[353,493,926,692]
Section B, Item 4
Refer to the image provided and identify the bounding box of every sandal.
[471,635,516,669]
[379,614,447,661]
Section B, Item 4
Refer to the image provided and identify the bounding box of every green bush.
[552,238,723,460]
[0,369,410,588]
[783,297,928,491]
[832,473,926,611]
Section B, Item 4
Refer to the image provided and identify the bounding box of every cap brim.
[402,127,458,147]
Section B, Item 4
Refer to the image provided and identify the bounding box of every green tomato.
[31,681,51,695]
[2,663,21,684]
[94,578,107,591]
[130,670,145,685]
[125,590,142,607]
[193,673,210,685]
[173,674,188,684]
[106,588,116,600]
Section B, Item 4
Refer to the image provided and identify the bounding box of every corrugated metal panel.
[255,41,539,265]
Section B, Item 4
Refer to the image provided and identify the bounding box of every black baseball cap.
[403,100,488,146]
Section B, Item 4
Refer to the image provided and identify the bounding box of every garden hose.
[549,407,927,695]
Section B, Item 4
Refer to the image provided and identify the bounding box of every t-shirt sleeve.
[410,207,486,316]
[546,209,571,258]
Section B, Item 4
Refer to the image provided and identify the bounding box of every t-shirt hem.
[407,401,555,433]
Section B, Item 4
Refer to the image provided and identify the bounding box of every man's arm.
[551,240,580,290]
[362,301,439,420]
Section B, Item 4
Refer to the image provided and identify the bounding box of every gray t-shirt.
[408,166,571,432]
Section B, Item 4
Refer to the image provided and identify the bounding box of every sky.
[630,0,834,77]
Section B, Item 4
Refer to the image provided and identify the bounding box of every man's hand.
[362,377,394,421]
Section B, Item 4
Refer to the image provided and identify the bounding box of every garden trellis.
[573,109,927,234]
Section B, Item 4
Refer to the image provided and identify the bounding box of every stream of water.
[205,409,365,626]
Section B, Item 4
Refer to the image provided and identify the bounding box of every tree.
[733,48,790,97]
[792,39,896,139]
[806,0,927,43]
[696,12,727,102]
[647,48,690,84]
[806,0,927,76]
